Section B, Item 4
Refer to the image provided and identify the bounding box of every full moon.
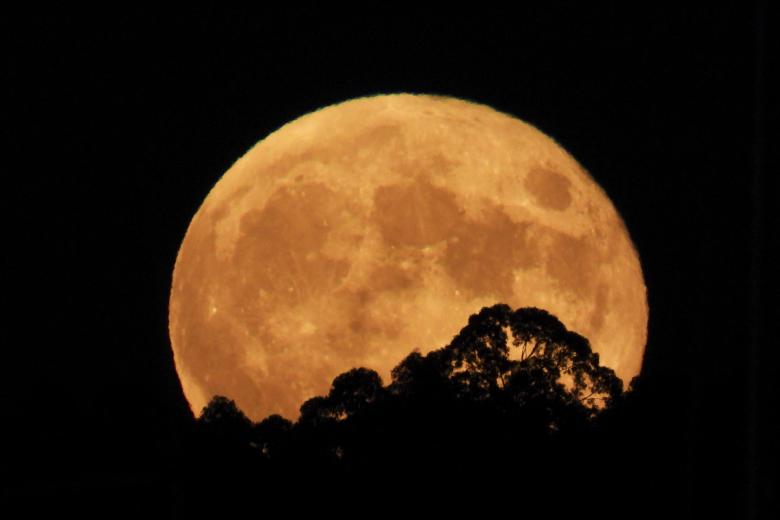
[169,94,648,421]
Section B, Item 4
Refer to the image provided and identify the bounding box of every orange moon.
[169,94,648,421]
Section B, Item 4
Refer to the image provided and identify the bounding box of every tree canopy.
[196,304,626,472]
[391,304,623,423]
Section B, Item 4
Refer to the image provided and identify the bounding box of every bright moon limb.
[169,94,648,421]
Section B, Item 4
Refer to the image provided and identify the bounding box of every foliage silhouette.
[253,414,293,459]
[327,367,385,418]
[189,304,650,513]
[195,394,259,471]
[392,304,623,418]
[198,395,252,439]
[298,367,385,425]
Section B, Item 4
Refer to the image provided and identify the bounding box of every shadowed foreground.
[172,304,665,517]
[0,304,678,518]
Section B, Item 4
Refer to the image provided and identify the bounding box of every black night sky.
[3,5,776,518]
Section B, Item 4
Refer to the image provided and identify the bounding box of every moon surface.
[169,94,648,421]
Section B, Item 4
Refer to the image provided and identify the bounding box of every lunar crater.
[525,166,573,211]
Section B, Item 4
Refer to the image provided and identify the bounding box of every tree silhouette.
[298,368,384,425]
[392,304,623,422]
[326,368,385,418]
[252,414,293,459]
[389,350,451,401]
[198,395,253,448]
[298,396,338,427]
[193,304,631,494]
[199,395,251,428]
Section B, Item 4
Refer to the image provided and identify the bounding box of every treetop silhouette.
[197,304,627,471]
[392,304,623,415]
